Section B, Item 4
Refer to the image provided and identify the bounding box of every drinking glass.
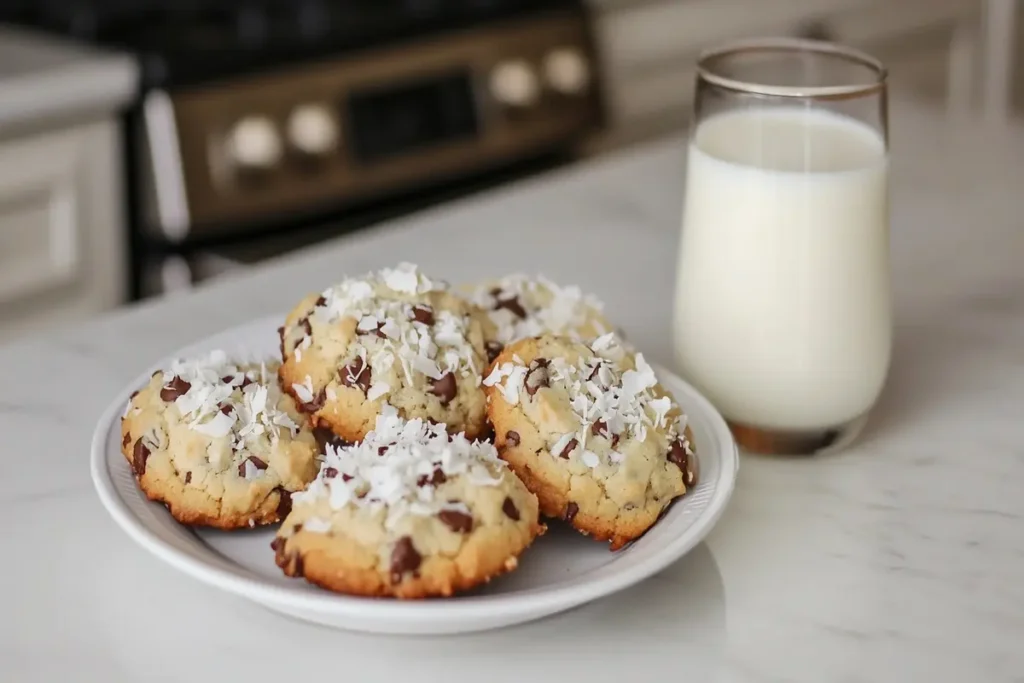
[672,38,890,456]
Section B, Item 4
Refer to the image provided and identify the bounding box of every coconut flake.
[367,382,390,401]
[581,450,600,468]
[302,517,333,533]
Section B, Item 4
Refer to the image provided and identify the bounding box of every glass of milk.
[672,38,890,456]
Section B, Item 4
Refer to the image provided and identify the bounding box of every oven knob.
[489,60,539,108]
[226,115,282,170]
[286,103,339,156]
[543,47,591,95]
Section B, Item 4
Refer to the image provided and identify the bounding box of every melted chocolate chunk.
[485,341,503,364]
[416,468,447,488]
[378,446,389,456]
[564,502,579,522]
[502,497,520,521]
[275,487,293,518]
[429,372,457,405]
[299,387,327,413]
[390,536,422,584]
[131,440,150,476]
[313,426,348,454]
[299,317,312,336]
[494,295,527,319]
[339,358,371,395]
[323,467,338,479]
[668,439,699,487]
[411,304,435,326]
[130,390,140,400]
[160,376,191,402]
[438,509,474,533]
[219,403,233,415]
[184,471,192,485]
[221,375,235,385]
[122,432,131,448]
[591,420,608,438]
[558,438,578,459]
[240,376,255,389]
[315,295,326,307]
[277,326,286,357]
[237,456,268,477]
[524,359,550,396]
[342,473,354,482]
[505,430,521,447]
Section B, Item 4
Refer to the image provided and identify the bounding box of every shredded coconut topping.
[293,408,508,530]
[488,336,690,467]
[159,350,300,450]
[297,263,478,400]
[468,274,607,344]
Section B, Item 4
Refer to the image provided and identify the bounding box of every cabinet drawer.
[0,119,126,342]
[0,130,82,304]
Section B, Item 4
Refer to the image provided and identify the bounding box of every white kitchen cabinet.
[0,26,137,344]
[0,120,128,342]
[587,0,983,143]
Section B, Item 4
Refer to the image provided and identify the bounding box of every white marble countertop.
[2,96,1023,682]
[0,24,137,132]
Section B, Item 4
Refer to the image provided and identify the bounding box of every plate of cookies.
[91,263,738,635]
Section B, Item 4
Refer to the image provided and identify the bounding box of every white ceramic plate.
[91,314,738,635]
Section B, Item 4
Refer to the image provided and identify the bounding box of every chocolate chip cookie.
[483,333,697,550]
[464,274,612,362]
[272,407,543,598]
[120,350,320,529]
[278,263,491,444]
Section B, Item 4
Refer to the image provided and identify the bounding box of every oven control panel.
[156,10,603,236]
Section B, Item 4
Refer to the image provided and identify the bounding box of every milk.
[673,107,891,431]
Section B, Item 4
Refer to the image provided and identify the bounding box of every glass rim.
[696,37,888,99]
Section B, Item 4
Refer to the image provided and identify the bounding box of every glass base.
[726,413,869,456]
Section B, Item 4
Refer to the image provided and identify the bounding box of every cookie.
[279,262,491,443]
[463,274,612,362]
[120,350,320,530]
[272,407,543,598]
[482,333,697,550]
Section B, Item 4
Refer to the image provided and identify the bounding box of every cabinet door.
[0,119,126,341]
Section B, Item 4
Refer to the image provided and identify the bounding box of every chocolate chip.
[411,304,435,325]
[131,439,150,476]
[184,471,192,484]
[219,403,233,415]
[315,295,326,307]
[160,376,191,402]
[390,536,422,584]
[494,295,527,319]
[429,372,457,405]
[293,523,303,533]
[342,473,353,482]
[313,426,348,454]
[505,430,521,447]
[438,509,474,533]
[565,502,579,522]
[339,358,371,395]
[502,497,520,521]
[558,438,578,459]
[221,375,235,385]
[275,487,292,518]
[299,317,312,336]
[323,466,338,479]
[417,468,447,487]
[668,440,699,487]
[237,456,268,477]
[592,420,608,438]
[122,432,131,448]
[485,341,503,363]
[240,376,255,389]
[300,387,327,413]
[524,359,550,396]
[377,446,389,456]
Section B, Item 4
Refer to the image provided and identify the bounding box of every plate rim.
[90,314,738,624]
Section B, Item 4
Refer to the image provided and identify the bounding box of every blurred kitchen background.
[0,0,1017,342]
